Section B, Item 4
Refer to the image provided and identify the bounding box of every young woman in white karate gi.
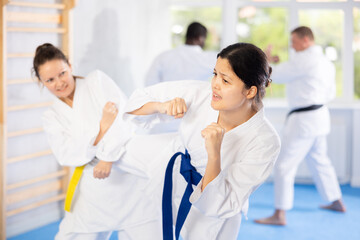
[124,42,281,240]
[32,43,163,240]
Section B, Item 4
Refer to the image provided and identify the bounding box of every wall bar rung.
[7,78,34,85]
[7,27,66,33]
[7,53,33,58]
[7,1,66,9]
[6,193,66,217]
[8,127,43,138]
[7,149,52,164]
[7,101,53,112]
[6,170,67,190]
[7,180,61,205]
[7,12,61,23]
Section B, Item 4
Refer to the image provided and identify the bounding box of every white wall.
[72,0,171,96]
[352,106,360,186]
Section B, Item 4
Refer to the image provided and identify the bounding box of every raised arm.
[124,80,209,128]
[129,98,187,119]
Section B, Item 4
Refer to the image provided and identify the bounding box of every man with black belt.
[255,26,346,226]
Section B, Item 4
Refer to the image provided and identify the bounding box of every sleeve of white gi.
[42,110,99,167]
[123,80,208,128]
[270,49,314,84]
[189,137,281,219]
[89,70,131,162]
[92,70,148,176]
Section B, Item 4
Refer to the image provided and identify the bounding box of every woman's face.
[211,57,254,112]
[38,59,75,100]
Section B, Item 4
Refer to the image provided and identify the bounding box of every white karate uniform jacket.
[124,80,281,240]
[145,45,217,86]
[43,70,158,234]
[271,45,336,137]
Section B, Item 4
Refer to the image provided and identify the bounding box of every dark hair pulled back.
[217,42,272,110]
[32,43,69,80]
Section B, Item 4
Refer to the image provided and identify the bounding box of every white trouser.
[55,219,161,240]
[274,132,342,210]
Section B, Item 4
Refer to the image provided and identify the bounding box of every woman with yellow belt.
[33,43,162,240]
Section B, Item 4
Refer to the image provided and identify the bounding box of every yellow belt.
[64,165,85,212]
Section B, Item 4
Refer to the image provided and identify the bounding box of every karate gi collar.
[222,108,266,140]
[52,78,82,113]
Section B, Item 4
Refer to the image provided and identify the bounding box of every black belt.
[287,104,323,117]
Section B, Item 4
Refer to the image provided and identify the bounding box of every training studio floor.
[8,183,360,240]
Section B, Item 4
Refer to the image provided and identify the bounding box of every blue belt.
[162,149,203,240]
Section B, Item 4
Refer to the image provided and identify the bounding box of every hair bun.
[35,43,54,55]
[265,66,273,87]
[265,78,272,87]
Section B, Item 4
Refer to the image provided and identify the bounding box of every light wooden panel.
[7,1,65,9]
[7,27,66,33]
[7,170,67,190]
[7,78,34,85]
[7,149,52,164]
[7,101,53,111]
[6,193,65,217]
[7,52,33,58]
[0,3,7,239]
[7,12,61,23]
[7,179,61,205]
[8,127,43,138]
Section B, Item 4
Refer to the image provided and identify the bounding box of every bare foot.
[254,210,286,226]
[320,199,346,212]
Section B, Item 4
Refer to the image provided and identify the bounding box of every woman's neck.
[218,104,258,132]
[61,96,74,107]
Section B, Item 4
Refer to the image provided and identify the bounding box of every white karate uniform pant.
[55,219,161,240]
[273,130,342,210]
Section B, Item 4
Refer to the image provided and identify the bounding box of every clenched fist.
[93,160,113,179]
[201,123,225,160]
[100,101,118,132]
[159,97,187,119]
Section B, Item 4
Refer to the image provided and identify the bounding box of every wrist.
[99,160,113,165]
[99,123,108,134]
[156,102,165,114]
[207,152,220,162]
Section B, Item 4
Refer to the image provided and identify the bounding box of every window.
[355,7,360,99]
[237,6,288,98]
[170,6,222,51]
[299,9,344,97]
[170,0,358,101]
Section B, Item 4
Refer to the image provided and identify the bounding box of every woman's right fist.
[159,97,187,119]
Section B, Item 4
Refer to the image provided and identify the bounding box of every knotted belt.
[64,165,85,212]
[162,149,202,240]
[287,104,323,117]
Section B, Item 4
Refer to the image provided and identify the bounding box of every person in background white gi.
[145,21,217,87]
[255,26,346,226]
[32,43,162,240]
[144,22,217,134]
[124,43,281,240]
